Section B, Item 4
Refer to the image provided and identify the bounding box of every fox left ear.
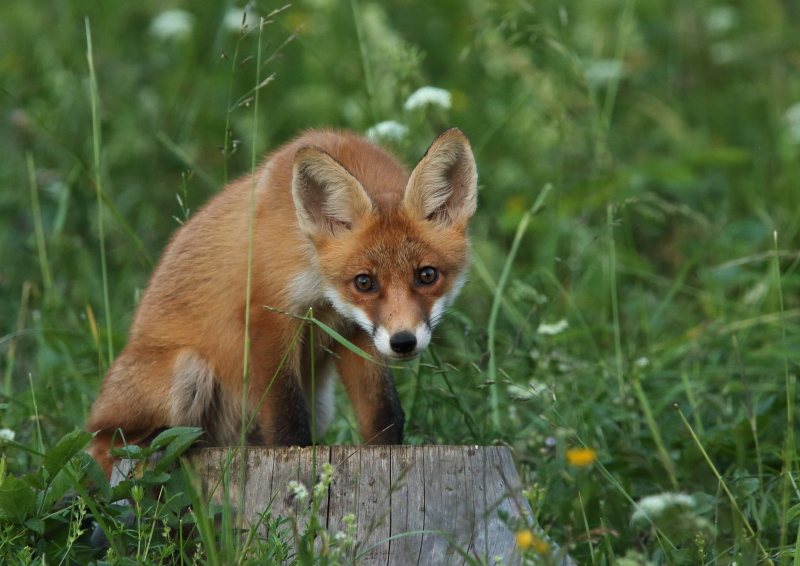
[292,146,373,240]
[403,128,477,228]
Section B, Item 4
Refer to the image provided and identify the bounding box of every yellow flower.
[515,530,551,554]
[566,447,597,467]
[533,538,551,554]
[517,529,550,554]
[516,530,533,549]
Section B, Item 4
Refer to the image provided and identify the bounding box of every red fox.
[86,128,477,477]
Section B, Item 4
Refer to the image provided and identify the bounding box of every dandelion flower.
[0,428,15,442]
[150,9,194,41]
[366,121,409,143]
[515,530,551,554]
[404,86,451,111]
[565,447,597,467]
[537,319,568,335]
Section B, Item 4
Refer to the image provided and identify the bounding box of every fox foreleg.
[255,370,314,447]
[335,333,405,445]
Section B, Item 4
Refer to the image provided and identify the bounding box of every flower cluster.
[366,121,409,143]
[631,492,695,524]
[536,319,569,336]
[149,9,194,41]
[287,480,309,503]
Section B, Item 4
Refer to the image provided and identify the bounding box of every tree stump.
[113,445,572,566]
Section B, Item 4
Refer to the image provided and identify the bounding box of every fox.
[86,127,478,478]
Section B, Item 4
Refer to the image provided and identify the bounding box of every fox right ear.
[403,128,477,228]
[292,146,373,239]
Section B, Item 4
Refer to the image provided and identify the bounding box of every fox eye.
[354,274,376,292]
[417,266,438,286]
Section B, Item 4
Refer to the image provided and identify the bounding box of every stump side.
[177,446,569,566]
[109,446,572,565]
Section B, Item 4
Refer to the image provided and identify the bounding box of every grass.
[1,0,799,564]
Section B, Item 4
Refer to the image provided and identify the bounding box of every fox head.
[291,128,477,360]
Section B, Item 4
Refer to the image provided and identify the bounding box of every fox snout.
[373,323,432,360]
[389,331,417,354]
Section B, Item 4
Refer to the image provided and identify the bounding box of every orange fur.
[86,128,477,478]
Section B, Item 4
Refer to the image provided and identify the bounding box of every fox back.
[86,128,477,476]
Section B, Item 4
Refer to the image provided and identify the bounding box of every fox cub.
[86,128,478,477]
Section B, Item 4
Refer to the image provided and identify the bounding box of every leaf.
[0,475,37,522]
[309,317,382,362]
[110,481,133,503]
[138,470,171,486]
[0,439,45,458]
[79,451,112,499]
[25,517,45,534]
[150,427,202,450]
[786,502,800,522]
[154,429,203,475]
[109,444,145,460]
[42,470,73,512]
[44,430,94,477]
[21,467,47,490]
[263,305,399,368]
[297,530,315,566]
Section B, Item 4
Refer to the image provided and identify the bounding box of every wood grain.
[113,446,572,565]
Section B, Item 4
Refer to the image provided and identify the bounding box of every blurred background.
[2,0,799,562]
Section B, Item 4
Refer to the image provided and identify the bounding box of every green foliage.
[1,0,799,564]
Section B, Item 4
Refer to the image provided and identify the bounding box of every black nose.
[389,331,417,354]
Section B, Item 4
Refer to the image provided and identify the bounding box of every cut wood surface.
[112,445,573,566]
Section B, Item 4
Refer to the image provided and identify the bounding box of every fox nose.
[389,331,417,354]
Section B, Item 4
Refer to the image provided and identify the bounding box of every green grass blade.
[85,18,114,364]
[27,153,52,297]
[488,183,551,429]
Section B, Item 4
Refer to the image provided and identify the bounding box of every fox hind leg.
[86,347,229,478]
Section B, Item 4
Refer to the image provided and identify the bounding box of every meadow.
[1,0,799,564]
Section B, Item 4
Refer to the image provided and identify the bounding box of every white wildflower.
[705,6,739,36]
[536,319,569,336]
[583,59,623,86]
[150,9,194,41]
[223,6,259,33]
[313,463,334,498]
[634,357,650,369]
[404,86,452,111]
[632,492,695,523]
[0,428,15,442]
[366,121,409,143]
[785,102,800,145]
[287,480,309,502]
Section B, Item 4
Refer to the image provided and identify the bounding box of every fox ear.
[292,146,373,239]
[403,128,477,228]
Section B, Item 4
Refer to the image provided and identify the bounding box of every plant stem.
[674,404,774,565]
[86,18,114,365]
[487,184,551,430]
